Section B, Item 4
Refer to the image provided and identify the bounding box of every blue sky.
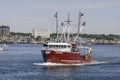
[0,0,120,34]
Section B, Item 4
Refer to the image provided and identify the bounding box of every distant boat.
[0,46,3,51]
[3,44,9,48]
[0,44,9,51]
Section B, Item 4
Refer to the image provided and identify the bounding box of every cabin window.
[48,45,51,47]
[43,44,48,47]
[49,45,53,48]
[50,45,52,47]
[58,45,60,48]
[63,45,66,48]
[56,45,58,48]
[68,45,70,48]
[48,44,71,48]
[52,45,54,47]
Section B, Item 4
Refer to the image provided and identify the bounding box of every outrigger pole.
[77,12,83,37]
[54,12,58,42]
[74,12,84,44]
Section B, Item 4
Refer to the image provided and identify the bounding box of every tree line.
[50,33,120,40]
[10,32,120,41]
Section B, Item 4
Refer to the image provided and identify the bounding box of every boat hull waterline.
[41,50,91,64]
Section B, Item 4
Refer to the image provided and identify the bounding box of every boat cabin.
[47,43,71,52]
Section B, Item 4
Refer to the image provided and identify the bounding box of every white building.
[32,29,50,38]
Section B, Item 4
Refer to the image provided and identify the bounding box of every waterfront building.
[0,25,10,41]
[0,25,10,36]
[32,29,50,38]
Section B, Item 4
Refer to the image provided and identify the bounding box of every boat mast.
[54,12,58,42]
[74,12,83,44]
[77,12,83,37]
[58,13,71,42]
[67,13,70,42]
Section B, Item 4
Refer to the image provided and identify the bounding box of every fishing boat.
[0,46,3,51]
[41,12,92,64]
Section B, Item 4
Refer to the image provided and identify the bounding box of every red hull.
[41,50,91,64]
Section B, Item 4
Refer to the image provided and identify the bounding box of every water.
[0,44,120,80]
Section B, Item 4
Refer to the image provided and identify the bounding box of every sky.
[0,0,120,34]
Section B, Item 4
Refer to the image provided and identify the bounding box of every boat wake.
[34,61,107,67]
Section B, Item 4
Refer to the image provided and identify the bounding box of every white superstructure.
[47,42,71,52]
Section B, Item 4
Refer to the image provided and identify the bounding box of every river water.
[0,44,120,80]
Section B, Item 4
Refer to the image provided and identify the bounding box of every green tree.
[35,36,41,41]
